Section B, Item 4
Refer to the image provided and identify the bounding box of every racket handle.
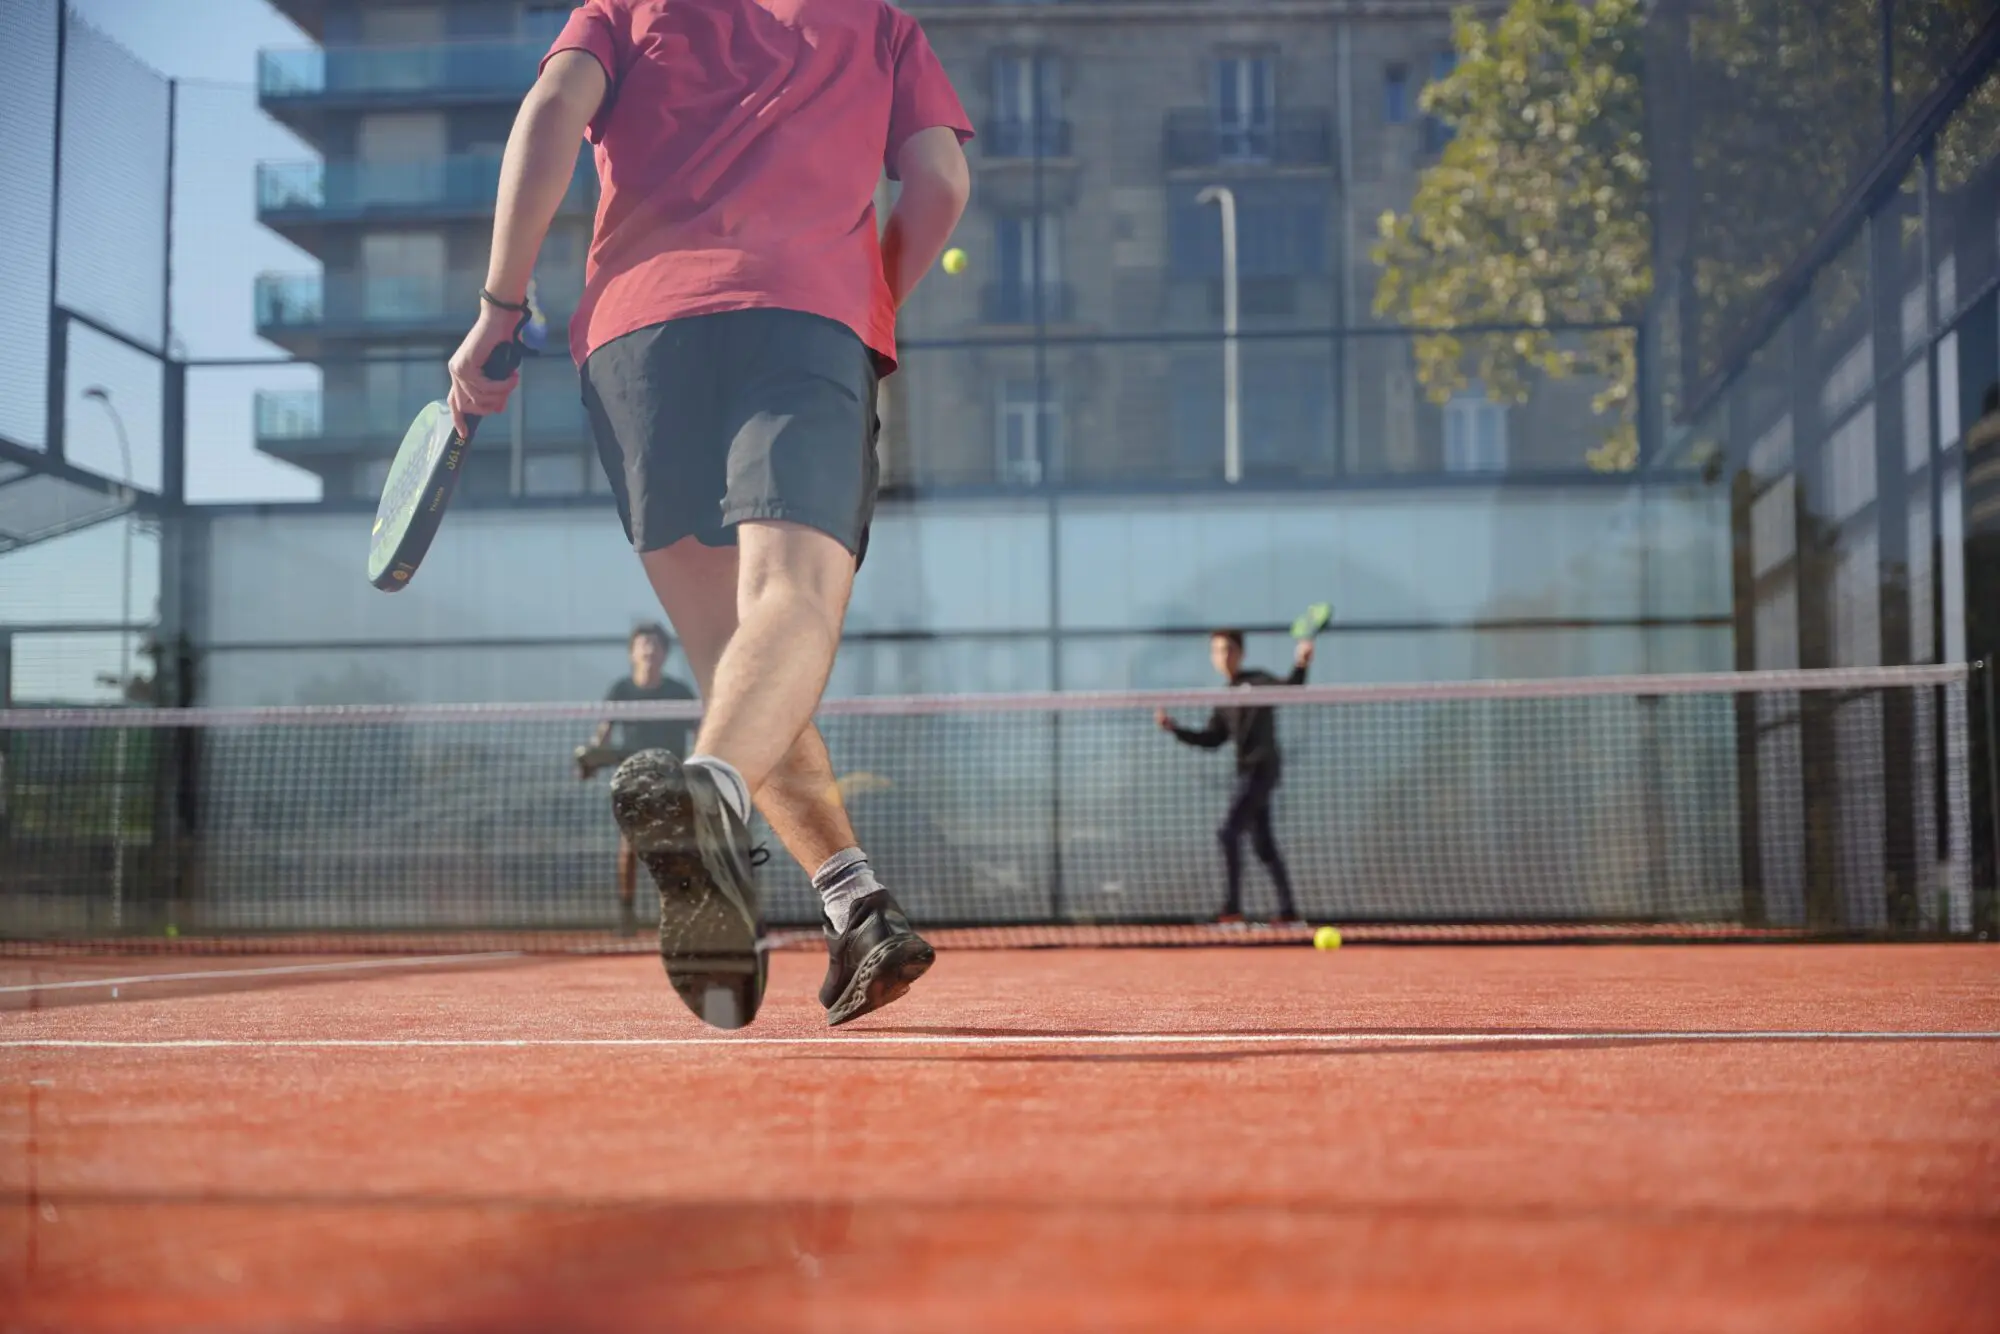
[461,342,524,438]
[482,341,523,380]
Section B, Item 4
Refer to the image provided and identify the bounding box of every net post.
[1980,660,1999,937]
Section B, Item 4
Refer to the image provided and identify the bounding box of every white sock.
[684,754,750,825]
[812,847,882,934]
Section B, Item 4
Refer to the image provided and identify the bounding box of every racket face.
[1291,602,1332,639]
[367,400,464,590]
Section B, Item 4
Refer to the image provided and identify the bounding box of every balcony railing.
[257,155,591,218]
[255,386,592,453]
[1163,109,1334,170]
[979,282,1077,325]
[260,41,545,101]
[255,389,322,440]
[255,270,501,334]
[983,119,1074,160]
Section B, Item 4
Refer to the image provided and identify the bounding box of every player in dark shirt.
[1157,628,1312,924]
[584,624,698,935]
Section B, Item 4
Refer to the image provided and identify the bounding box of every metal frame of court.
[3,0,1999,941]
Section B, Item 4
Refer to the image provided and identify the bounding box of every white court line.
[0,953,525,995]
[1,1030,1995,1050]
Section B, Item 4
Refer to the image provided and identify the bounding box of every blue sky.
[6,1,322,700]
[66,0,326,503]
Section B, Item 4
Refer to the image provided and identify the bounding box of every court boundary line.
[0,953,525,995]
[3,1030,1995,1050]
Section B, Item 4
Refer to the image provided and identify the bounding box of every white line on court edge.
[0,953,525,995]
[1,1030,1994,1050]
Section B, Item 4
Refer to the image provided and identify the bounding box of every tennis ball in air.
[163,924,179,939]
[1313,926,1342,951]
[941,247,968,275]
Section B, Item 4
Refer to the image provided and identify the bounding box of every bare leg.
[635,522,931,1026]
[700,519,854,789]
[638,532,857,875]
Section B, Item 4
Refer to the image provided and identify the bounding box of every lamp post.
[81,385,135,931]
[81,387,135,682]
[1197,185,1241,484]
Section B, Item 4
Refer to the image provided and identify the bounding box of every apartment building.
[253,0,597,501]
[251,1,1610,499]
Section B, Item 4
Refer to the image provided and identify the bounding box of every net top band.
[0,663,1976,731]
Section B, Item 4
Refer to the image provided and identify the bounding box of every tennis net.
[0,664,1983,952]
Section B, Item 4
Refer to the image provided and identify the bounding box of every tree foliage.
[1373,0,1650,472]
[1374,0,1997,473]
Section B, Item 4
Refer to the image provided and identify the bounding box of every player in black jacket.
[1157,629,1312,923]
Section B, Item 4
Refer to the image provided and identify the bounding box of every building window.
[1169,183,1327,281]
[1444,385,1508,472]
[990,213,1064,322]
[1384,65,1410,124]
[1172,356,1331,477]
[990,52,1064,157]
[522,4,571,45]
[361,232,447,320]
[524,452,584,497]
[1213,54,1275,161]
[355,457,391,499]
[360,4,442,43]
[360,346,446,436]
[1423,51,1457,155]
[996,379,1061,485]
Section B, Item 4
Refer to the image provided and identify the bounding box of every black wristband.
[480,287,530,313]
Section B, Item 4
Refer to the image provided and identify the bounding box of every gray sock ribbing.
[812,847,882,934]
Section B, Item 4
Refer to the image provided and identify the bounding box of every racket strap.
[480,288,531,312]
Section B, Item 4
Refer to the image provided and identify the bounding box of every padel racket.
[1290,601,1333,640]
[367,339,523,592]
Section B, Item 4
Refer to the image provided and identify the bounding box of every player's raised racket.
[366,339,523,592]
[1290,601,1333,640]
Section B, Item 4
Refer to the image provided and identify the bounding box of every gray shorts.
[580,309,881,565]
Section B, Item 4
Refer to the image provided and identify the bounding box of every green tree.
[1374,0,1995,472]
[1373,0,1651,472]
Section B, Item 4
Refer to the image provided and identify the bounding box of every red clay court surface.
[2,944,1996,1332]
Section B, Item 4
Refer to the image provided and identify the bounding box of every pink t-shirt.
[545,0,972,371]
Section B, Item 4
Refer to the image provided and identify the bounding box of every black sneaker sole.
[825,932,935,1028]
[609,751,765,1030]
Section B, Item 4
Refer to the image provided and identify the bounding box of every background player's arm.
[881,127,971,309]
[1156,708,1228,747]
[448,50,608,431]
[1286,638,1314,685]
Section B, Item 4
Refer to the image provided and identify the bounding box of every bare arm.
[447,51,608,433]
[880,127,971,310]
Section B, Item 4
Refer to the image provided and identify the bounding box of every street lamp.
[81,385,135,932]
[1196,185,1241,485]
[80,386,135,685]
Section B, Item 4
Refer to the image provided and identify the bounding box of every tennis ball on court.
[1313,926,1342,951]
[941,247,968,275]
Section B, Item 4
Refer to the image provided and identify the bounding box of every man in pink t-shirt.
[446,0,972,1031]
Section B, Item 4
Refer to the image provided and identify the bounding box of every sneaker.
[819,889,934,1027]
[610,750,766,1030]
